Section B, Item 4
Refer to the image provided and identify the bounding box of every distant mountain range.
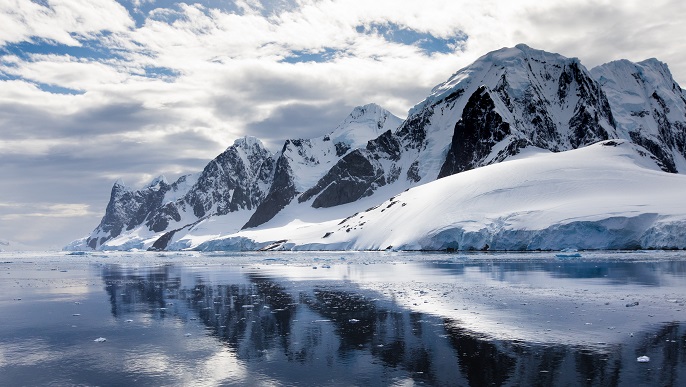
[67,44,686,251]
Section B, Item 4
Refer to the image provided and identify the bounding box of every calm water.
[1,251,686,386]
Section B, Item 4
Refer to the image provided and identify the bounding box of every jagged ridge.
[69,44,686,251]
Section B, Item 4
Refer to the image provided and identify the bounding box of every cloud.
[0,202,94,220]
[246,101,355,147]
[0,0,134,46]
[0,0,684,248]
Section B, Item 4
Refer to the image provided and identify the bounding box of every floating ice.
[637,356,650,362]
[626,301,639,307]
[556,249,582,258]
[93,337,107,342]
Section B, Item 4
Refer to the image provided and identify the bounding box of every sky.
[0,0,685,249]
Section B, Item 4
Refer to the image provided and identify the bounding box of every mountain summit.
[67,45,686,251]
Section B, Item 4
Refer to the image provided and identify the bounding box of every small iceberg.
[637,356,650,363]
[93,337,107,343]
[556,248,582,258]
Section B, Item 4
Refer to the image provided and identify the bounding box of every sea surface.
[1,250,685,386]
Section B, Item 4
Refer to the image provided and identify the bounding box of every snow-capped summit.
[322,103,404,154]
[70,45,686,252]
[300,44,617,212]
[242,104,403,228]
[145,175,168,189]
[591,59,686,172]
[330,103,404,147]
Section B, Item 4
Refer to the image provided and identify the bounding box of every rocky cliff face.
[437,45,618,177]
[72,45,686,251]
[84,137,275,249]
[79,105,402,249]
[243,103,403,228]
[591,59,686,172]
[300,44,619,207]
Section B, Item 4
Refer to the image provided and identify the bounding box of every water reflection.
[98,261,686,386]
[430,259,686,286]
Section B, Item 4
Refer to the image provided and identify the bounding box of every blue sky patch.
[1,38,119,62]
[0,72,85,95]
[35,82,86,95]
[356,22,467,55]
[282,48,341,64]
[118,0,241,27]
[143,66,179,80]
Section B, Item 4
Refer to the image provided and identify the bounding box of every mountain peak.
[145,175,168,189]
[349,103,386,118]
[478,44,576,66]
[329,103,403,147]
[410,44,583,118]
[232,136,266,150]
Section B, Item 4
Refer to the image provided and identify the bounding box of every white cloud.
[0,0,134,46]
[0,202,95,220]
[0,0,684,248]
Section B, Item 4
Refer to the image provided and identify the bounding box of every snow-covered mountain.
[244,103,403,228]
[0,238,36,251]
[68,45,686,251]
[204,140,686,251]
[68,104,402,250]
[591,59,686,172]
[73,136,275,250]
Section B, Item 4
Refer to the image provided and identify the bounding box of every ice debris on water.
[626,301,639,307]
[637,356,650,363]
[555,248,581,258]
[93,337,107,342]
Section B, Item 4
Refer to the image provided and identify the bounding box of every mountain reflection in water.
[97,258,686,386]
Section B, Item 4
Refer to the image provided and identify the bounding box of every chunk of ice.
[637,356,650,362]
[93,337,107,342]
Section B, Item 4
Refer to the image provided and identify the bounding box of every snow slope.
[204,140,686,251]
[67,45,686,252]
[591,59,686,172]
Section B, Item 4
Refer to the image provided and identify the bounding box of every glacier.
[67,44,686,252]
[192,140,686,251]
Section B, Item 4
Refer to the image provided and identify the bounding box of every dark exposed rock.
[366,130,402,161]
[86,138,274,249]
[299,150,385,208]
[86,179,170,248]
[243,154,297,229]
[335,141,350,156]
[438,86,514,178]
[149,229,176,251]
[406,160,421,182]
